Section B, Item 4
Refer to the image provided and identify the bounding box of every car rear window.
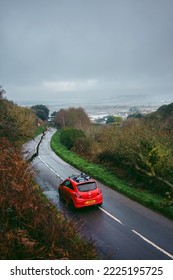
[77,182,96,192]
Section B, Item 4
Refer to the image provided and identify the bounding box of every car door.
[62,180,75,202]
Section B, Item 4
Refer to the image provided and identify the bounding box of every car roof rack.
[69,173,91,183]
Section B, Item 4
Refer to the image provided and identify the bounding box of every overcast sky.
[1,0,173,105]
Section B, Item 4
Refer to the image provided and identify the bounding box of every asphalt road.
[24,129,173,260]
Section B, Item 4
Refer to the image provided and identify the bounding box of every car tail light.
[97,189,102,195]
[74,192,82,198]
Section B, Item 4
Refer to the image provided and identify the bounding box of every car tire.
[97,203,102,207]
[69,199,75,209]
[58,189,63,200]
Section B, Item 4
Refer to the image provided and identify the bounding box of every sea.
[19,95,172,121]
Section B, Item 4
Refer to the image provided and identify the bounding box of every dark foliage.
[60,127,85,149]
[31,105,49,121]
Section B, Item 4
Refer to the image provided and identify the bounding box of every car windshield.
[77,182,96,192]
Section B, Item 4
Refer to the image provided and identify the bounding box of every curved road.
[24,129,173,260]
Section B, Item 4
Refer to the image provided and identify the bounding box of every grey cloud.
[0,0,173,104]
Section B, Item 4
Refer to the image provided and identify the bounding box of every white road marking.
[99,207,123,225]
[38,156,64,180]
[37,154,173,259]
[132,229,173,259]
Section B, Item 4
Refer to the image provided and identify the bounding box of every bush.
[60,127,85,149]
[72,137,100,161]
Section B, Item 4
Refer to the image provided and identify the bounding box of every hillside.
[145,102,173,130]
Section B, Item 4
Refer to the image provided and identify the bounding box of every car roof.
[68,173,94,184]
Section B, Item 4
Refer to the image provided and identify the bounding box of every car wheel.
[69,199,75,209]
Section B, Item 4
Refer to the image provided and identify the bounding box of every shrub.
[60,127,85,149]
[72,137,100,160]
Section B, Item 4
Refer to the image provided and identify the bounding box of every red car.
[58,173,103,208]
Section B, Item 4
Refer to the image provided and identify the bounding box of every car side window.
[64,180,74,190]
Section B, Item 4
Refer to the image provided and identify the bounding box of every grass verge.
[51,130,173,220]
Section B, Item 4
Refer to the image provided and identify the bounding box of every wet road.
[24,129,173,260]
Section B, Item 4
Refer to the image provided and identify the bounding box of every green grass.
[51,130,173,220]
